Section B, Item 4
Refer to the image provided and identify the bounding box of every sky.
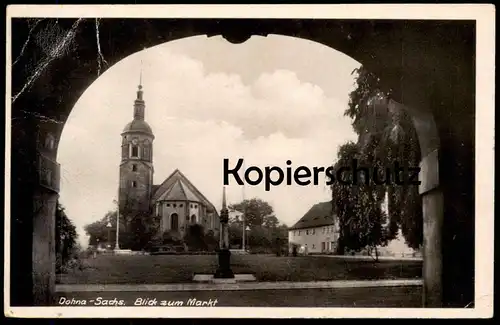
[57,34,360,247]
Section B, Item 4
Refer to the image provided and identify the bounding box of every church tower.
[118,77,154,217]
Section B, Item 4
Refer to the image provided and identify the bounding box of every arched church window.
[170,213,179,231]
[191,215,196,224]
[132,164,137,172]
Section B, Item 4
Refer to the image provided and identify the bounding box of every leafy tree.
[248,225,272,248]
[340,66,423,250]
[84,210,123,247]
[55,202,78,273]
[263,215,280,229]
[228,221,243,248]
[183,224,208,251]
[331,142,394,261]
[84,196,159,250]
[229,198,274,227]
[204,230,219,252]
[228,198,288,252]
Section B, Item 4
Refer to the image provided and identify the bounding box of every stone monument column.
[214,187,234,278]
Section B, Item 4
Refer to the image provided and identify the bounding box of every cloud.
[94,47,349,140]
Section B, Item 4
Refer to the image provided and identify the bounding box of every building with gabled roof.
[288,201,339,253]
[118,82,220,243]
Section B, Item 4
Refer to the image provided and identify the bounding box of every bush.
[55,203,78,274]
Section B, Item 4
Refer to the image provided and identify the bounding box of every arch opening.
[10,17,468,306]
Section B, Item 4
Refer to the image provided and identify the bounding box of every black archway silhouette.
[9,18,475,308]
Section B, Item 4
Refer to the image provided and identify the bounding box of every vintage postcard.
[4,4,495,318]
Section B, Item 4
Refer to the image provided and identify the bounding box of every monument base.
[213,249,235,279]
[193,274,256,283]
[113,249,133,255]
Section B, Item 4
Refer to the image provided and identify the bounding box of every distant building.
[288,201,339,254]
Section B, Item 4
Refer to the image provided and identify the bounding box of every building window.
[167,203,170,207]
[173,204,177,208]
[191,215,196,224]
[131,181,137,187]
[195,204,198,208]
[312,229,315,235]
[132,164,137,172]
[298,230,301,235]
[186,215,189,221]
[312,244,315,249]
[131,145,139,158]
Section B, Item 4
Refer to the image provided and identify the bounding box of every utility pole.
[242,159,246,251]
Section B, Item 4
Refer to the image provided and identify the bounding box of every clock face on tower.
[132,138,138,145]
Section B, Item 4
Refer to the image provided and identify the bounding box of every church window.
[180,204,183,207]
[132,164,137,172]
[170,213,179,231]
[186,215,189,221]
[173,204,177,208]
[131,145,139,158]
[195,204,198,209]
[131,181,137,187]
[166,203,170,207]
[191,215,196,224]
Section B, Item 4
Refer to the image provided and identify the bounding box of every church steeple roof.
[122,67,153,136]
[133,68,145,120]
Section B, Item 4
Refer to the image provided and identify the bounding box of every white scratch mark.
[12,18,84,104]
[19,110,64,124]
[95,18,108,76]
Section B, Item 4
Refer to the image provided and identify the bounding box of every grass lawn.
[57,254,422,284]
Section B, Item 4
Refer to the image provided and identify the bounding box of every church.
[118,82,221,240]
